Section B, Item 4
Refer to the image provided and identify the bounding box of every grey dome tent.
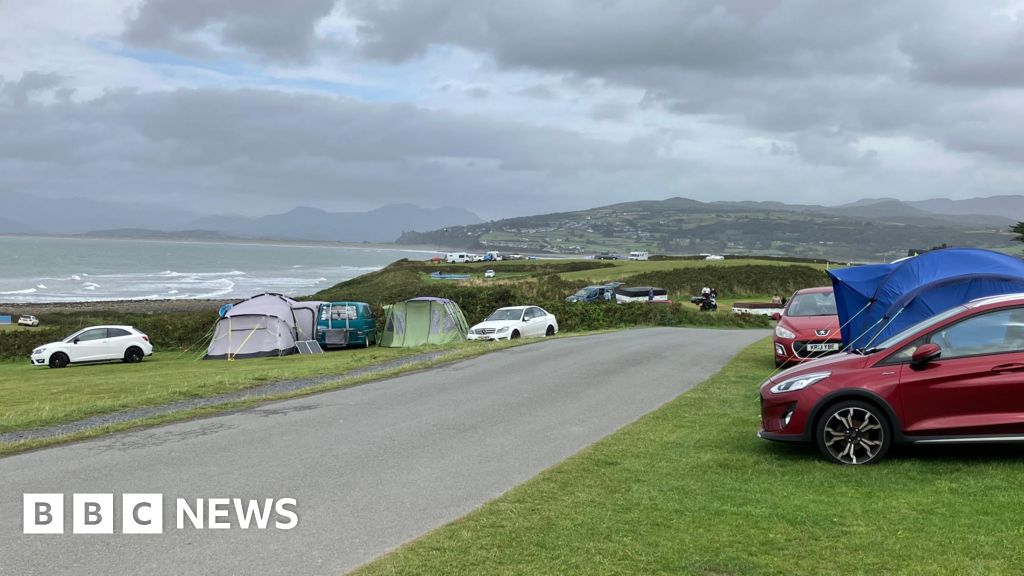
[205,293,325,360]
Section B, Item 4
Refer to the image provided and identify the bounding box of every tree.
[1014,222,1024,247]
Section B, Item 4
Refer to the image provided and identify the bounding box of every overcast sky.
[2,1,1024,219]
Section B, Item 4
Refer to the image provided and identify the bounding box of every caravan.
[445,252,470,263]
[628,251,650,261]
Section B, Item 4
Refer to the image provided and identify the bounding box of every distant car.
[594,253,620,260]
[773,287,840,368]
[566,285,613,303]
[484,269,496,278]
[468,306,558,341]
[30,325,153,368]
[17,315,39,327]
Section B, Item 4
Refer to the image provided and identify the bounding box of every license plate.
[805,343,840,352]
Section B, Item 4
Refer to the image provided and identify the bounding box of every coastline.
[0,299,233,315]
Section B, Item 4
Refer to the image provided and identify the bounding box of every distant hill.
[182,204,483,243]
[908,195,1024,220]
[397,196,1017,260]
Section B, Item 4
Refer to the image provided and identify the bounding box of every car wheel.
[546,325,555,337]
[510,330,521,340]
[49,352,69,369]
[815,400,891,465]
[123,346,145,363]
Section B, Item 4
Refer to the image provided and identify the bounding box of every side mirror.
[73,338,80,344]
[912,343,941,365]
[771,312,781,321]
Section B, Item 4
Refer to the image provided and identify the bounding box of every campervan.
[445,252,470,263]
[628,251,649,261]
[316,302,376,348]
[484,251,503,261]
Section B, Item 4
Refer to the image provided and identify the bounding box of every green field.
[0,342,515,436]
[557,257,831,282]
[355,339,1024,576]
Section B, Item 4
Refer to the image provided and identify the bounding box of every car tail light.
[142,335,150,342]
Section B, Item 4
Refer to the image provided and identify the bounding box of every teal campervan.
[316,302,376,348]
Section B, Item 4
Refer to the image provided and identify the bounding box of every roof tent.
[205,293,325,360]
[378,297,469,348]
[828,248,1024,348]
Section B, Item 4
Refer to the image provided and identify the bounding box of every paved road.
[0,328,766,575]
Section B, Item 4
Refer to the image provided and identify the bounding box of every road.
[0,328,767,575]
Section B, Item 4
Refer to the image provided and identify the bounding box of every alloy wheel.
[818,402,889,465]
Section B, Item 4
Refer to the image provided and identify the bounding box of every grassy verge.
[0,339,535,457]
[354,339,1024,576]
[0,341,534,435]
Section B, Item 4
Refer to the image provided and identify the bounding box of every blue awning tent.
[828,248,1024,348]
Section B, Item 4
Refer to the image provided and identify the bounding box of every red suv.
[773,287,841,367]
[760,293,1024,464]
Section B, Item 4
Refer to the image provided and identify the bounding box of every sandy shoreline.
[0,299,234,315]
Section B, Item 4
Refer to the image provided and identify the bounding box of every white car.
[484,269,496,278]
[17,315,39,327]
[468,306,558,341]
[31,325,153,368]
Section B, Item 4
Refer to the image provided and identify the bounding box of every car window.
[531,307,545,318]
[523,309,535,320]
[108,328,131,338]
[890,307,1024,362]
[77,328,108,342]
[785,292,837,317]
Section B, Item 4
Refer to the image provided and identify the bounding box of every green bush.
[0,312,218,360]
[622,264,827,297]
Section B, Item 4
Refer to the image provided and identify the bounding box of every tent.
[828,248,1024,348]
[378,297,469,347]
[205,293,325,359]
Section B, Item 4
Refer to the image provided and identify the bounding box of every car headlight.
[496,326,509,333]
[774,325,796,339]
[32,347,46,355]
[770,372,831,394]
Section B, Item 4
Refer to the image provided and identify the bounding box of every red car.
[773,287,841,367]
[759,293,1024,465]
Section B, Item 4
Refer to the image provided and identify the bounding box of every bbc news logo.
[23,494,298,534]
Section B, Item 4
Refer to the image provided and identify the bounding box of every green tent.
[378,297,469,347]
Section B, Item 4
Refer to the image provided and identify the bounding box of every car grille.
[473,328,497,335]
[792,340,843,359]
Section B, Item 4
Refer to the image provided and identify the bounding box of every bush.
[0,312,218,360]
[622,264,827,298]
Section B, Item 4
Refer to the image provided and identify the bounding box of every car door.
[106,328,134,359]
[71,328,111,362]
[532,307,548,334]
[896,307,1024,437]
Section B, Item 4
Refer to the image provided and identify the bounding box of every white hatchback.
[31,325,153,368]
[467,306,558,341]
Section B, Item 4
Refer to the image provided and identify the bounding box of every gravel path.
[0,349,450,444]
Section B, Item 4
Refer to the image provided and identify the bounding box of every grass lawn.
[355,339,1024,576]
[0,342,514,434]
[558,258,831,283]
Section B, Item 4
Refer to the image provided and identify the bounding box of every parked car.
[773,287,841,368]
[17,315,39,327]
[468,306,558,340]
[594,253,620,260]
[566,285,612,303]
[30,325,153,368]
[758,293,1024,465]
[484,269,496,278]
[315,301,375,348]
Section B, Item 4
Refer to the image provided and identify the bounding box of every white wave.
[71,274,81,281]
[167,289,179,294]
[0,288,36,295]
[36,284,47,289]
[82,282,101,289]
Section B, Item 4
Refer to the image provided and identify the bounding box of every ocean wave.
[0,288,36,295]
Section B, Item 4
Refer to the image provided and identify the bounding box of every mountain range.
[396,196,1022,260]
[0,193,482,243]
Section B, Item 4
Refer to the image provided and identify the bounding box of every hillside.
[397,197,1016,260]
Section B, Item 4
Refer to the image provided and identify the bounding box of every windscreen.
[786,292,837,317]
[486,309,523,321]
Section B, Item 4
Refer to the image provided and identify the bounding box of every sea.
[0,236,439,303]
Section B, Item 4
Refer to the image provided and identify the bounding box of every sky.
[2,0,1024,220]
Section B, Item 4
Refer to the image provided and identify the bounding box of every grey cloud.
[0,86,674,217]
[0,72,69,106]
[122,0,338,63]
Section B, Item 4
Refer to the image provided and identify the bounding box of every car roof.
[965,292,1024,309]
[497,306,530,311]
[78,325,135,330]
[793,286,833,295]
